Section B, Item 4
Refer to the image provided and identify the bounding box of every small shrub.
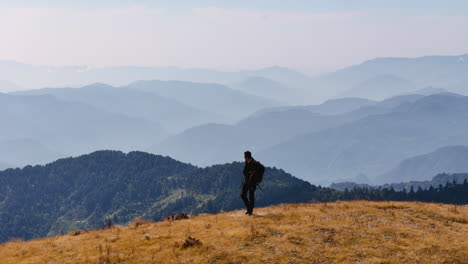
[165,213,190,221]
[181,236,202,249]
[130,219,152,229]
[69,230,82,236]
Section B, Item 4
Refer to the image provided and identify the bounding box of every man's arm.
[243,163,252,184]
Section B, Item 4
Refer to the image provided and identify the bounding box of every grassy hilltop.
[1,201,467,264]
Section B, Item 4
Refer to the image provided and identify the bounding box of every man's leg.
[247,185,256,214]
[240,184,250,212]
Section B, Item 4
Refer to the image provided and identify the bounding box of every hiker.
[241,151,264,215]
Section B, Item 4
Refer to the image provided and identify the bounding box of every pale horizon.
[1,1,468,76]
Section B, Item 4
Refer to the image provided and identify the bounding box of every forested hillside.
[0,151,318,243]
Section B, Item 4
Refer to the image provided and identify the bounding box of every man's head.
[244,151,252,162]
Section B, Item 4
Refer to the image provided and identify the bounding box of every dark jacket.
[243,159,262,185]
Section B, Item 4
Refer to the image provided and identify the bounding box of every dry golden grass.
[1,201,467,264]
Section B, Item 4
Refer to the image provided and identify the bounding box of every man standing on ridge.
[241,151,265,216]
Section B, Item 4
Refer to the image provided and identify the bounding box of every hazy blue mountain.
[376,146,468,184]
[0,93,166,157]
[243,66,314,91]
[149,108,358,166]
[304,97,377,115]
[0,139,63,168]
[230,76,292,103]
[0,150,318,242]
[126,80,278,122]
[151,123,237,165]
[342,94,429,122]
[16,83,219,133]
[4,55,467,105]
[149,95,415,167]
[260,93,468,184]
[313,54,468,100]
[252,97,376,118]
[339,74,414,100]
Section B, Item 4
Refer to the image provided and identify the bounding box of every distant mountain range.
[150,95,414,166]
[126,80,277,123]
[2,54,468,179]
[150,92,468,185]
[3,80,280,168]
[0,150,318,243]
[3,54,467,105]
[261,93,468,184]
[376,146,468,184]
[149,98,373,166]
[0,93,165,166]
[5,89,465,184]
[313,54,468,101]
[0,60,312,95]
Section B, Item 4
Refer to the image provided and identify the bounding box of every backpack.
[253,161,265,184]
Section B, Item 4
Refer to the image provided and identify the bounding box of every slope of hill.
[1,201,466,264]
[377,146,468,184]
[0,150,317,243]
[0,93,166,157]
[260,93,468,184]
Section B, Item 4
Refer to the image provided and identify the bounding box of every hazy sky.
[1,0,468,74]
